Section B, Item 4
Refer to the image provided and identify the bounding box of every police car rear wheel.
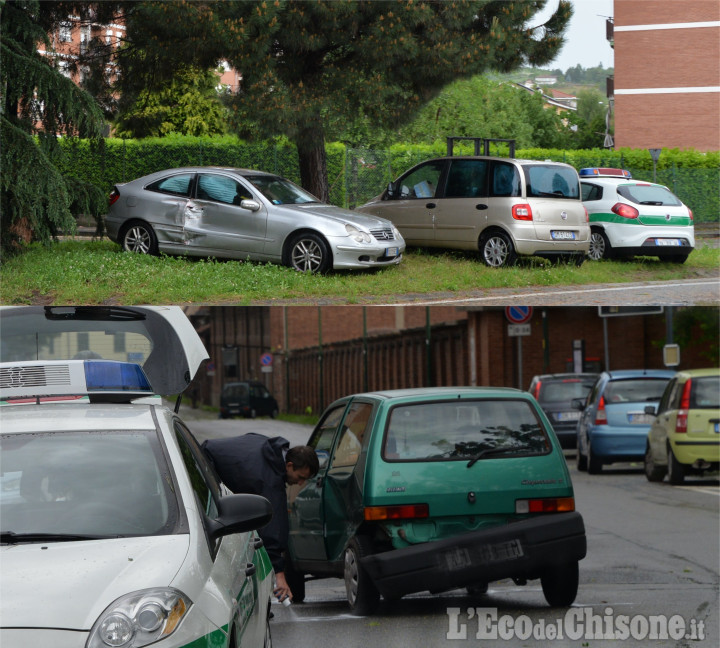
[588,230,612,260]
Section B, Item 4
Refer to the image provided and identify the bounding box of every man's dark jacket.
[201,434,289,573]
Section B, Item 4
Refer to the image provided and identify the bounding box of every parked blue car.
[574,370,675,474]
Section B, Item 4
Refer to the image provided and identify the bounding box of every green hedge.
[56,136,719,222]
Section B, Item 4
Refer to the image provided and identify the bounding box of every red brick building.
[612,0,720,151]
[38,10,124,87]
[187,306,717,416]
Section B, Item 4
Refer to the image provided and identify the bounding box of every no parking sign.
[260,352,273,373]
[505,306,533,324]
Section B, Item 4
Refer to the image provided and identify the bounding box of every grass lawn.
[1,239,718,305]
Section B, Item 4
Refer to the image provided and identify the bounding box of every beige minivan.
[356,156,589,267]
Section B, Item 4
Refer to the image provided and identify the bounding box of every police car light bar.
[0,360,154,403]
[579,168,632,179]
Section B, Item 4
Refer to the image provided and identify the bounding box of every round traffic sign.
[260,352,273,366]
[505,306,533,324]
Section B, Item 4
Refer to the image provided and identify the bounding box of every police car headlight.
[345,224,371,243]
[87,588,191,648]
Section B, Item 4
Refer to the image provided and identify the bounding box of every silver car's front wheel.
[121,222,158,255]
[588,230,611,260]
[287,233,331,273]
[481,232,517,268]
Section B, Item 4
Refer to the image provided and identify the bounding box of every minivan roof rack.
[446,137,516,158]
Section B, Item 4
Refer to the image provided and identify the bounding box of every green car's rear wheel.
[344,536,380,615]
[541,561,579,607]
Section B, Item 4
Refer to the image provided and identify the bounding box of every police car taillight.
[0,360,153,403]
[611,203,639,219]
[579,168,632,179]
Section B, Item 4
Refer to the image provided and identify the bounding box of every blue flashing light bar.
[84,360,153,393]
[579,168,632,179]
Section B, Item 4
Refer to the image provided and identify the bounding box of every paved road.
[396,278,720,307]
[183,414,719,647]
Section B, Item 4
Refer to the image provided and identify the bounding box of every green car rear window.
[382,398,550,462]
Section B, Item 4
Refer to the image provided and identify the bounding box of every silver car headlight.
[392,225,403,240]
[87,588,192,648]
[345,224,372,243]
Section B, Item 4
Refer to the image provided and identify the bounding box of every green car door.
[288,398,375,563]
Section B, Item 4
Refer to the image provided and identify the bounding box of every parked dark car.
[219,381,279,419]
[528,373,599,449]
[285,387,587,615]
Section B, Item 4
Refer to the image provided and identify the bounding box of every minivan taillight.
[595,395,607,424]
[676,379,692,433]
[611,203,639,219]
[109,187,120,206]
[512,204,533,220]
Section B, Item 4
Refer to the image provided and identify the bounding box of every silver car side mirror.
[240,199,261,212]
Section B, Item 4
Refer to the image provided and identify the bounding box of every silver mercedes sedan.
[106,167,405,273]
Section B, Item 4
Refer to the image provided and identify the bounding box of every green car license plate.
[386,247,399,257]
[442,539,524,571]
[551,231,576,240]
[655,239,681,246]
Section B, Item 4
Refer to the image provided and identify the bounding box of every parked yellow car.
[644,368,720,484]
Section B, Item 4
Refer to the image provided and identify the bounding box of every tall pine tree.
[0,1,117,255]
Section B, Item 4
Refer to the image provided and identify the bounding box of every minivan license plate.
[551,231,576,240]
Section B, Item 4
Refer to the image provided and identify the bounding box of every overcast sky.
[532,0,615,71]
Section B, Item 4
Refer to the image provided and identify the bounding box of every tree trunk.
[295,122,329,203]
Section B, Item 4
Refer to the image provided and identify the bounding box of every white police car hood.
[0,536,189,628]
[0,306,208,395]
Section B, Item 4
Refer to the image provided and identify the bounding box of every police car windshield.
[0,430,179,539]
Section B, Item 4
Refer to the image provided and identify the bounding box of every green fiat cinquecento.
[285,387,587,615]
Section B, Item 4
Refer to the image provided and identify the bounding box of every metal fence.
[284,322,469,415]
[58,139,719,222]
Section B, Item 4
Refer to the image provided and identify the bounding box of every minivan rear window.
[382,399,550,462]
[523,165,580,200]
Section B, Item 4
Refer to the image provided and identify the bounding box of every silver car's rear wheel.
[480,231,517,268]
[287,233,331,273]
[588,230,611,260]
[121,221,158,255]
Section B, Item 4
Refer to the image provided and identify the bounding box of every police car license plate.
[551,231,576,240]
[656,239,681,246]
[386,247,399,257]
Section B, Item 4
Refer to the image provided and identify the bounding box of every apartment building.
[611,0,720,151]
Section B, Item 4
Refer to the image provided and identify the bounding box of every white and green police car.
[0,306,275,648]
[580,168,694,263]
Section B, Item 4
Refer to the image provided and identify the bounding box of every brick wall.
[613,0,720,151]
